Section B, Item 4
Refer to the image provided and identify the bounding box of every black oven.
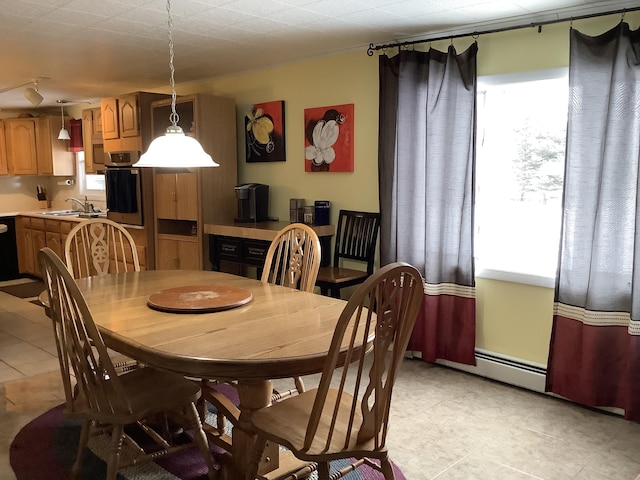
[105,153,144,226]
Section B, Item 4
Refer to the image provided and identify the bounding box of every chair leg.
[185,402,217,480]
[71,419,92,480]
[106,424,125,480]
[245,435,268,480]
[330,287,341,299]
[294,375,305,394]
[320,286,328,296]
[380,454,395,480]
[317,461,331,479]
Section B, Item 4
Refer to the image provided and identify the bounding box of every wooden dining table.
[73,268,349,480]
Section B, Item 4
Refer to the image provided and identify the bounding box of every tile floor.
[1,278,640,479]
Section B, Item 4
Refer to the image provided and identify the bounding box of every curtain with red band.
[546,23,640,421]
[378,45,477,366]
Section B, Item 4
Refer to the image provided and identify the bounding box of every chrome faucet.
[66,196,93,213]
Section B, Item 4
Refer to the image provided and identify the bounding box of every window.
[76,151,105,193]
[474,69,568,286]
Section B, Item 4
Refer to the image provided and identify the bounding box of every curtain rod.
[367,6,640,55]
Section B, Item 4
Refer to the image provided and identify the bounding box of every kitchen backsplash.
[0,175,106,214]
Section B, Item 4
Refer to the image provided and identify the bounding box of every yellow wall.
[178,11,638,366]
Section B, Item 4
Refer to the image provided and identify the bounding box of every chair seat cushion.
[252,388,385,461]
[315,267,369,285]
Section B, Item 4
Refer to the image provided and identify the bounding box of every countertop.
[204,221,335,241]
[7,210,108,222]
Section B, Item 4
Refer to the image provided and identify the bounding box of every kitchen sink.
[41,210,107,218]
[41,210,79,216]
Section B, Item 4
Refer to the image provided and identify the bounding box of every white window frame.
[474,68,568,289]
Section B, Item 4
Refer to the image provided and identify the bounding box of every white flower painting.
[304,104,354,172]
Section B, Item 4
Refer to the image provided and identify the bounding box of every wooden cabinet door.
[5,118,37,175]
[156,237,178,269]
[36,116,54,175]
[46,231,62,258]
[92,107,102,136]
[16,217,33,274]
[155,172,177,219]
[157,237,199,270]
[175,172,198,221]
[82,109,95,173]
[0,120,7,175]
[118,93,139,138]
[32,229,46,277]
[101,97,119,140]
[177,239,200,269]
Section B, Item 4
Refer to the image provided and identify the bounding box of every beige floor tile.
[0,342,54,368]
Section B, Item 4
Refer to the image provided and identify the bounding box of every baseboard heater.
[407,349,625,415]
[407,348,547,393]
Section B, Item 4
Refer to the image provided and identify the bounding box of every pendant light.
[134,0,218,168]
[57,100,70,140]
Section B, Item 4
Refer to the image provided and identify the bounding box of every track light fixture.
[24,80,43,106]
[0,77,47,106]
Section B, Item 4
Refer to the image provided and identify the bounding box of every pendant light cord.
[166,0,179,128]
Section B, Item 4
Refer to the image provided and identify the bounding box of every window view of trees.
[475,72,568,280]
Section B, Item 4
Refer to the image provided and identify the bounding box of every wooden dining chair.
[38,247,216,480]
[197,224,323,444]
[261,222,322,293]
[315,210,381,299]
[65,218,140,279]
[65,218,141,372]
[261,222,322,398]
[246,262,424,480]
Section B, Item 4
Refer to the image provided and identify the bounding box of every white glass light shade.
[58,128,70,140]
[24,87,43,106]
[134,126,219,168]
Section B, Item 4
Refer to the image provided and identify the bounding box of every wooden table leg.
[224,380,275,479]
[227,380,314,480]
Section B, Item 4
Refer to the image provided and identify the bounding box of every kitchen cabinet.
[4,115,74,176]
[5,118,37,175]
[101,92,169,153]
[0,120,7,175]
[156,235,200,270]
[17,216,76,276]
[151,94,237,270]
[17,216,46,276]
[155,172,198,220]
[82,107,105,174]
[36,115,75,176]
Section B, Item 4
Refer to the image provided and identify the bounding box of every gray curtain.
[378,45,477,364]
[546,23,640,421]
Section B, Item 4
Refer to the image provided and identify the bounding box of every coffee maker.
[235,183,269,222]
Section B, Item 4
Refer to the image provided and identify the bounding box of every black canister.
[314,201,330,226]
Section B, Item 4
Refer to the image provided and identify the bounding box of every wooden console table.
[204,221,335,276]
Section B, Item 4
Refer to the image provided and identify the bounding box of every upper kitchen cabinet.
[0,120,7,175]
[4,115,74,176]
[101,92,169,153]
[5,118,37,175]
[151,94,237,270]
[36,115,75,176]
[82,107,105,174]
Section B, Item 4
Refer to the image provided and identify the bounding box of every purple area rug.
[10,394,407,479]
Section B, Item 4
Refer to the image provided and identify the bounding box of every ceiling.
[0,0,636,110]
